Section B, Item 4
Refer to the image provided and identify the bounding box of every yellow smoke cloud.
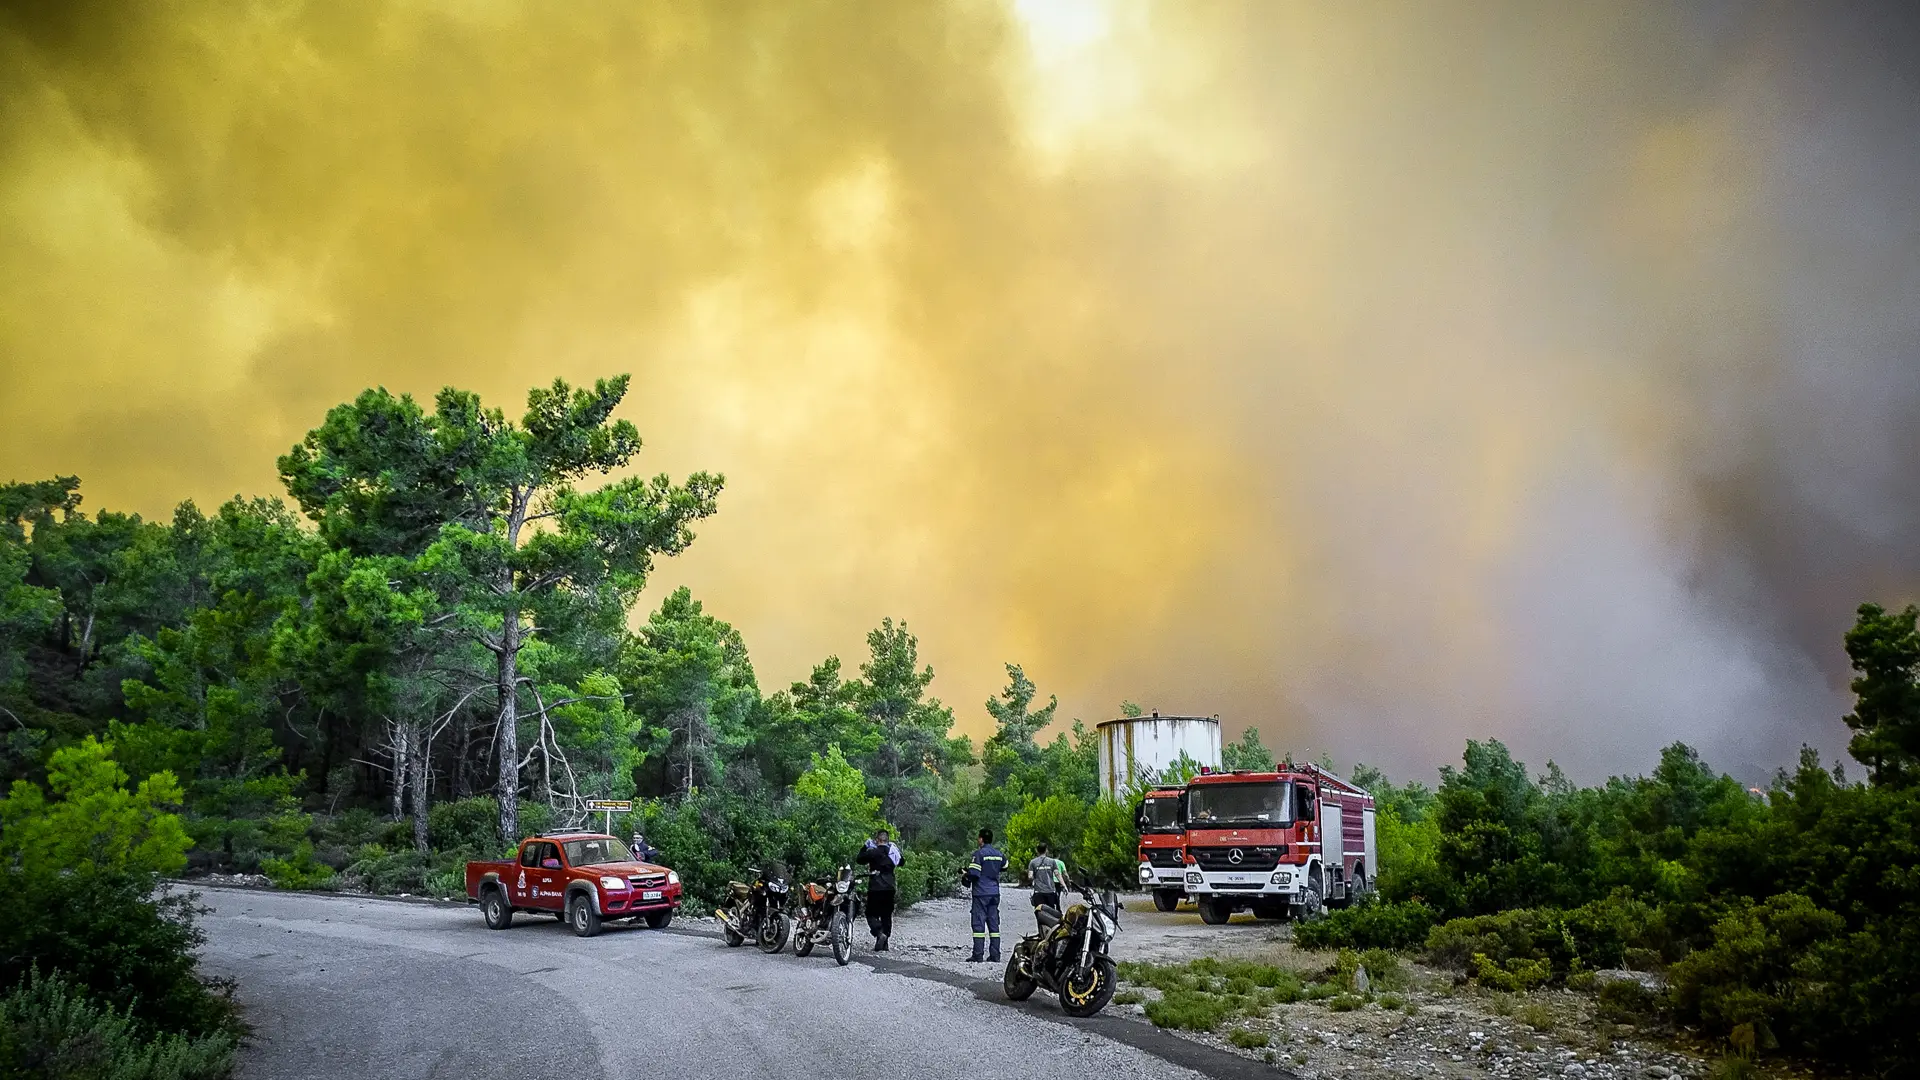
[3,1,1902,778]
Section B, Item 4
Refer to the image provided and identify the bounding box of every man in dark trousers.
[962,827,1007,963]
[855,827,901,951]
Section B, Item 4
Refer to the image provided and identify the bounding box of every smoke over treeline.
[3,0,1917,781]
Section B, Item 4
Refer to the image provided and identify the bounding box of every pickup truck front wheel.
[569,895,603,938]
[482,889,514,930]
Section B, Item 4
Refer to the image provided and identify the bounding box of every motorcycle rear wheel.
[793,916,815,957]
[721,908,746,947]
[830,912,852,966]
[1059,956,1116,1018]
[1003,953,1038,1001]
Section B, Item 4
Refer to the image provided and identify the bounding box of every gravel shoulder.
[885,889,1737,1080]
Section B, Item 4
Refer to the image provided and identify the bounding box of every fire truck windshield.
[1140,796,1183,832]
[1187,781,1294,827]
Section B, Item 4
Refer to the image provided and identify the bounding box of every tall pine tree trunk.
[410,722,430,853]
[495,616,521,843]
[390,721,409,822]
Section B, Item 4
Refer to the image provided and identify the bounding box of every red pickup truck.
[466,832,682,937]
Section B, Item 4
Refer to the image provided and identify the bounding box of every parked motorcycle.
[1003,886,1121,1017]
[716,866,792,953]
[790,864,858,965]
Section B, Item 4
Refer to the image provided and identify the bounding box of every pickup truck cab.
[466,832,682,937]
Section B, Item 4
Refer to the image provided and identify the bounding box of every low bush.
[260,842,336,890]
[1112,990,1145,1006]
[1425,909,1565,971]
[1144,989,1243,1031]
[1294,898,1436,951]
[1470,953,1552,992]
[1228,1028,1270,1049]
[1326,993,1362,1012]
[0,967,237,1080]
[1357,948,1407,990]
[341,848,465,895]
[1595,979,1666,1024]
[426,797,501,853]
[1517,1002,1556,1032]
[0,872,240,1044]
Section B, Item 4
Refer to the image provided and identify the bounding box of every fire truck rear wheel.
[1152,890,1180,913]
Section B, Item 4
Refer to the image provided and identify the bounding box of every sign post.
[583,799,633,837]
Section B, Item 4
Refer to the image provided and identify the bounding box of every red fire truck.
[1181,764,1376,925]
[1134,785,1189,911]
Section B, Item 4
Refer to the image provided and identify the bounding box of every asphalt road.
[195,887,1281,1080]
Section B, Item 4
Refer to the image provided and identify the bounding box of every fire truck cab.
[1181,764,1376,925]
[1134,785,1189,911]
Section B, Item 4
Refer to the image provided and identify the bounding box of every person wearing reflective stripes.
[962,827,1006,962]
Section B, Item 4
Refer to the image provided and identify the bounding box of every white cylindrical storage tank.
[1096,713,1222,798]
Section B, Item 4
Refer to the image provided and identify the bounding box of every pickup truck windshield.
[1140,796,1183,833]
[563,838,633,867]
[1187,781,1294,827]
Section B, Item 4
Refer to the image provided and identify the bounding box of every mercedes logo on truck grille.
[1228,848,1244,864]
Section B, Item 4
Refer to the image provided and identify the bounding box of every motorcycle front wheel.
[1059,956,1116,1018]
[759,910,791,953]
[830,911,852,966]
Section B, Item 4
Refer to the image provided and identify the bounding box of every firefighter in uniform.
[962,828,1006,963]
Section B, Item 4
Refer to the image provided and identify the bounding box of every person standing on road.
[1027,843,1067,921]
[856,828,902,951]
[962,828,1006,963]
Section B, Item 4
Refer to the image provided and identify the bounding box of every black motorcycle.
[1004,887,1121,1017]
[717,865,792,953]
[790,864,858,966]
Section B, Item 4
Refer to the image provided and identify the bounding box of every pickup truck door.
[516,842,564,911]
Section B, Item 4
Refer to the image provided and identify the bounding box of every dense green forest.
[3,374,1916,1076]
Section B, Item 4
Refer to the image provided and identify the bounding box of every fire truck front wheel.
[1152,889,1181,913]
[1197,896,1234,925]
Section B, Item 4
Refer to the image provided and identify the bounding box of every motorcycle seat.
[1036,906,1062,931]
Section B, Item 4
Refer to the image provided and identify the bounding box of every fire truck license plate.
[643,890,662,900]
[1227,875,1249,883]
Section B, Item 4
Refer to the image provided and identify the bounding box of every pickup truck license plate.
[643,889,662,900]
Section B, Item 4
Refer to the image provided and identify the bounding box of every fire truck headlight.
[1185,871,1202,884]
[1138,864,1154,882]
[1270,872,1289,885]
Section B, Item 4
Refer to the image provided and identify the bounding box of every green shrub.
[341,848,464,895]
[1112,990,1145,1006]
[0,872,239,1043]
[1075,796,1140,889]
[1517,1002,1556,1031]
[1326,993,1362,1012]
[1228,1028,1270,1049]
[260,842,336,890]
[1294,899,1436,951]
[0,967,237,1080]
[1006,794,1089,867]
[1144,989,1243,1031]
[426,797,501,853]
[1377,992,1405,1010]
[1471,953,1552,992]
[1667,893,1847,1060]
[894,847,964,909]
[1595,979,1666,1024]
[1357,948,1406,990]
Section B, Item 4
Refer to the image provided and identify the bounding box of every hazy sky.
[4,1,1918,783]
